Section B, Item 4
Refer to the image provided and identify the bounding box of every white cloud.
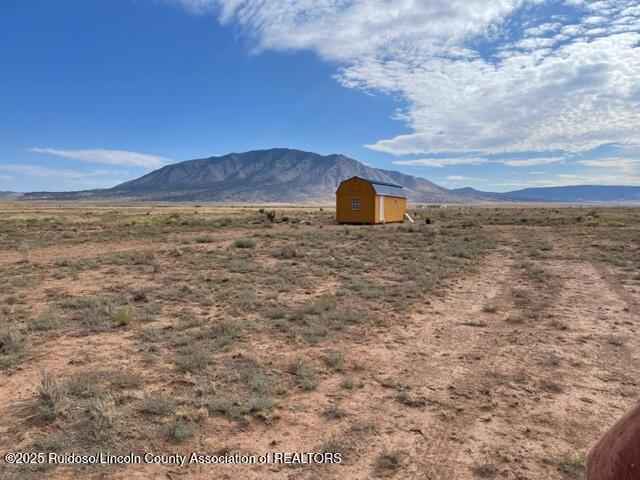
[0,174,14,181]
[0,164,124,188]
[0,164,108,179]
[392,156,488,167]
[197,0,640,159]
[554,172,640,184]
[31,148,171,168]
[501,156,565,167]
[446,175,473,181]
[578,157,640,172]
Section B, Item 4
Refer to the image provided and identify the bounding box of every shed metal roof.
[361,177,407,198]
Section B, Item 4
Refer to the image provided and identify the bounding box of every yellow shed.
[336,176,407,224]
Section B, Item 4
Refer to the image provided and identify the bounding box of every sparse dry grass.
[0,203,638,479]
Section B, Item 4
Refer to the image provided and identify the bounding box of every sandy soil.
[1,216,638,480]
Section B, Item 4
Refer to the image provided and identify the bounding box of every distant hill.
[451,187,519,202]
[500,185,640,203]
[453,185,640,203]
[0,191,22,200]
[17,149,640,204]
[23,148,470,204]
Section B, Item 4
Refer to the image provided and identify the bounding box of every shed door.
[379,195,385,222]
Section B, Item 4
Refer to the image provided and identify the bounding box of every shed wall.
[378,195,406,223]
[336,178,376,223]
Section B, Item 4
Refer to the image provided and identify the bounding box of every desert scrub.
[323,404,348,419]
[301,322,328,344]
[140,393,177,415]
[0,324,25,354]
[87,396,119,443]
[234,290,256,311]
[206,318,243,347]
[375,451,403,475]
[470,463,499,478]
[554,451,585,478]
[273,244,302,259]
[266,306,287,320]
[175,345,210,373]
[166,419,197,442]
[506,313,526,324]
[539,379,564,393]
[232,238,256,249]
[481,304,498,314]
[33,431,70,451]
[112,306,134,326]
[288,359,319,390]
[607,335,625,347]
[206,392,238,415]
[108,370,142,389]
[67,372,101,398]
[194,234,215,243]
[396,391,427,408]
[30,308,60,331]
[324,351,346,372]
[68,296,134,330]
[463,319,488,327]
[177,309,203,330]
[37,371,67,421]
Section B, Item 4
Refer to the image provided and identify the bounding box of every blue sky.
[1,0,639,192]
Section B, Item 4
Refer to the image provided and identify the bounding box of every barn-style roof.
[361,177,407,198]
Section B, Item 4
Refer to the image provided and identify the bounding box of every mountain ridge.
[14,148,640,204]
[23,148,468,203]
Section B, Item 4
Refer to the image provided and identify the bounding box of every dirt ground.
[0,203,638,480]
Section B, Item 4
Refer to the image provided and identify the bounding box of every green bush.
[232,238,256,249]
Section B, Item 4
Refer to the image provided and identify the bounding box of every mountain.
[500,185,640,203]
[453,185,640,203]
[0,191,22,200]
[18,148,640,204]
[23,148,469,204]
[451,187,519,202]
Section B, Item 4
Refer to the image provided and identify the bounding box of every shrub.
[481,304,497,314]
[288,359,319,390]
[33,431,70,451]
[166,419,197,442]
[232,238,256,249]
[375,451,403,474]
[176,346,210,373]
[274,245,301,259]
[266,306,287,320]
[0,325,24,353]
[470,463,498,478]
[555,451,585,478]
[206,393,237,415]
[37,371,67,421]
[323,404,347,419]
[67,373,100,398]
[396,391,427,408]
[539,379,564,393]
[324,351,346,372]
[109,371,142,389]
[194,234,215,243]
[506,313,525,324]
[302,322,328,343]
[210,319,242,347]
[607,335,625,347]
[112,307,134,326]
[31,309,59,331]
[88,396,118,443]
[140,393,177,415]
